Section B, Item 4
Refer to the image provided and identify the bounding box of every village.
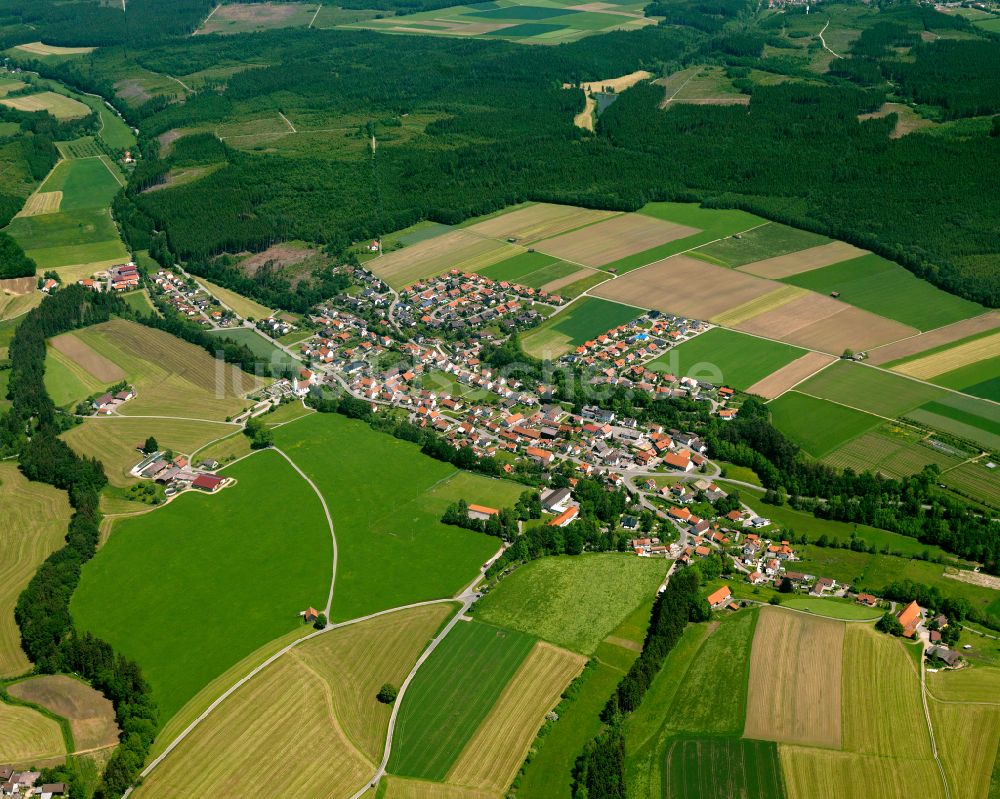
[0,769,65,799]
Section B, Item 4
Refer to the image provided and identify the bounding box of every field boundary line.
[857,360,1000,408]
[273,447,338,617]
[309,3,322,27]
[96,155,125,187]
[764,354,840,401]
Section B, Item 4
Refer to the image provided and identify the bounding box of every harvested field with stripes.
[445,641,585,792]
[733,294,916,353]
[779,747,943,799]
[941,460,1000,509]
[0,463,71,677]
[534,213,697,268]
[737,241,867,279]
[50,331,125,382]
[466,203,615,244]
[0,699,65,765]
[892,330,1000,379]
[17,191,62,216]
[746,351,836,398]
[383,777,493,799]
[867,311,1000,365]
[711,284,807,326]
[368,230,518,289]
[823,427,962,479]
[9,674,119,751]
[927,665,1000,704]
[591,255,775,319]
[929,700,1000,799]
[744,608,844,748]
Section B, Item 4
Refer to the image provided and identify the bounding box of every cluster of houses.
[395,270,562,333]
[257,315,297,337]
[75,261,139,293]
[89,386,136,415]
[148,269,233,327]
[131,450,229,496]
[0,769,64,798]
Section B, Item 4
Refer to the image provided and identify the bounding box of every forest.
[51,11,996,305]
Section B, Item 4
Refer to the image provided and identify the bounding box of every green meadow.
[478,251,584,289]
[648,327,805,390]
[521,296,641,358]
[665,738,786,799]
[782,254,983,331]
[40,156,123,211]
[691,222,830,268]
[388,620,535,780]
[6,208,128,269]
[604,203,765,273]
[70,450,332,725]
[474,553,665,654]
[768,391,881,458]
[272,413,516,620]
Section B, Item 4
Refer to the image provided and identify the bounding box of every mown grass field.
[930,701,1000,799]
[445,641,585,793]
[208,326,299,371]
[665,738,787,799]
[0,698,66,764]
[39,156,123,211]
[662,610,757,738]
[61,416,237,487]
[9,674,118,752]
[0,90,89,118]
[0,463,71,677]
[782,254,983,331]
[767,391,881,458]
[199,277,274,319]
[477,251,586,289]
[691,222,830,268]
[64,319,259,419]
[273,413,515,620]
[744,607,844,748]
[474,553,665,654]
[388,620,536,780]
[648,328,805,390]
[5,207,128,270]
[777,597,882,620]
[71,450,332,724]
[521,296,641,358]
[822,424,964,480]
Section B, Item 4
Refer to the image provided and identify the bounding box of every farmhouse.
[856,592,879,607]
[896,600,923,638]
[927,646,962,668]
[706,585,732,609]
[549,506,579,527]
[192,474,225,493]
[541,487,573,513]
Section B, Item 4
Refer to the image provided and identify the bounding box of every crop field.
[0,463,71,677]
[368,229,518,289]
[768,391,880,458]
[273,413,510,620]
[67,320,260,418]
[796,361,940,418]
[62,417,236,487]
[711,284,809,327]
[534,213,698,269]
[736,241,868,279]
[664,738,787,799]
[781,254,983,331]
[347,0,654,43]
[744,607,844,748]
[592,255,778,321]
[648,328,805,390]
[15,41,94,56]
[44,345,110,407]
[692,223,831,269]
[198,277,274,319]
[466,202,616,244]
[842,626,931,757]
[0,699,65,764]
[907,399,1000,451]
[521,296,640,358]
[823,426,963,480]
[0,90,89,118]
[745,352,836,399]
[733,292,916,353]
[663,610,756,737]
[941,460,1000,509]
[867,311,1000,366]
[931,701,1000,799]
[71,450,333,724]
[9,674,118,752]
[195,2,320,35]
[476,251,594,293]
[39,156,123,212]
[779,747,943,799]
[930,359,1000,402]
[446,641,585,792]
[388,620,536,780]
[891,330,1000,383]
[474,553,664,654]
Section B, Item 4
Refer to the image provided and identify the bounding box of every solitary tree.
[143,436,159,453]
[377,683,398,704]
